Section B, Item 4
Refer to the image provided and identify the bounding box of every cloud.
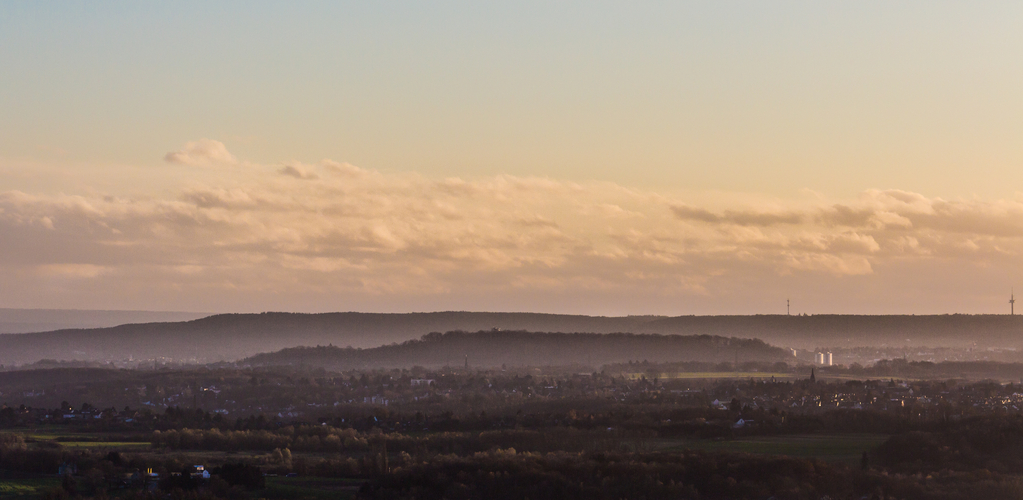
[670,204,721,223]
[819,204,879,227]
[181,187,259,209]
[517,216,559,228]
[38,263,108,278]
[7,150,1023,313]
[164,139,237,166]
[279,163,320,180]
[670,205,804,226]
[321,159,365,177]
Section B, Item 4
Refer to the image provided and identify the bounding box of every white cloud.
[164,139,237,166]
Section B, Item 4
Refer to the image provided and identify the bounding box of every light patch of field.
[661,434,889,465]
[0,478,59,499]
[0,483,36,496]
[15,431,149,449]
[815,374,930,382]
[623,372,796,380]
[25,433,98,441]
[56,441,150,449]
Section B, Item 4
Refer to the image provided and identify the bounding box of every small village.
[6,364,1023,432]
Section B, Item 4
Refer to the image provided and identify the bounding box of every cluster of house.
[700,378,1023,418]
[58,464,205,492]
[12,369,1023,431]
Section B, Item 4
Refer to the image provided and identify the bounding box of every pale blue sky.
[1,2,1022,314]
[3,2,1020,197]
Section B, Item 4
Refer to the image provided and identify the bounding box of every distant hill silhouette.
[0,312,663,365]
[242,330,791,369]
[0,308,209,334]
[0,312,1021,366]
[646,314,1023,349]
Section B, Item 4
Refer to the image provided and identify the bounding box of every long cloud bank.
[0,141,1019,313]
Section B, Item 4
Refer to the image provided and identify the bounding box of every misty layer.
[3,312,1023,366]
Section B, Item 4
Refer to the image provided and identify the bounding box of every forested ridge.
[242,330,791,369]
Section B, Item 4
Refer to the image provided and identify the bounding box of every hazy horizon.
[10,305,1023,342]
[3,3,1021,315]
[6,307,1023,317]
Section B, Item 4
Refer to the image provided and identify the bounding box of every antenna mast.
[787,299,790,316]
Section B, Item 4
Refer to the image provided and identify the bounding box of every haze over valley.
[2,311,1023,369]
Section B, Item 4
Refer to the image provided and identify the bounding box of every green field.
[0,478,60,499]
[52,441,150,449]
[10,430,150,449]
[663,434,889,465]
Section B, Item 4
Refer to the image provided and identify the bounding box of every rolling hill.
[241,330,792,369]
[0,312,1021,366]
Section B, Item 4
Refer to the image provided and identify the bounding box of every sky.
[1,2,1022,315]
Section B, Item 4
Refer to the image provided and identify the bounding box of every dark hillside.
[242,330,792,369]
[646,314,1023,348]
[0,308,208,334]
[0,367,133,387]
